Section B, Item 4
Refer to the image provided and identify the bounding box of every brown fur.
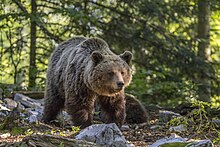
[125,94,149,124]
[43,37,132,128]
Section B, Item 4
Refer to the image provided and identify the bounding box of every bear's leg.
[97,93,126,127]
[43,88,64,123]
[65,95,95,128]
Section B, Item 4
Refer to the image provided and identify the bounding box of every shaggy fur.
[125,94,149,124]
[43,37,132,128]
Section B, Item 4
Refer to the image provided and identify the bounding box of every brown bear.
[43,36,132,128]
[94,93,149,124]
[125,94,149,124]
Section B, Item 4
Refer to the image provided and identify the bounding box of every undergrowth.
[167,98,220,144]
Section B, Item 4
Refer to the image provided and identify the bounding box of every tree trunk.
[197,0,211,102]
[29,0,37,88]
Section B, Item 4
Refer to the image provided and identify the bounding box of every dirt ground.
[0,107,219,146]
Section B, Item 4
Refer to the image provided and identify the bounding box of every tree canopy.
[0,0,220,107]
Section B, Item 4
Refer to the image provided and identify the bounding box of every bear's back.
[50,37,87,67]
[46,37,87,87]
[47,37,114,86]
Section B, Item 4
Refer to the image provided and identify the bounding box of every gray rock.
[75,123,131,147]
[121,125,130,131]
[150,134,186,147]
[29,115,38,123]
[169,124,187,132]
[34,107,43,120]
[0,103,11,117]
[25,108,43,122]
[186,139,213,147]
[28,110,39,116]
[14,93,43,109]
[14,93,26,101]
[4,98,17,110]
[150,134,213,147]
[60,111,72,121]
[150,125,163,130]
[17,101,25,110]
[57,111,72,125]
[212,119,220,125]
[159,110,181,123]
[14,93,34,108]
[28,98,44,103]
[0,112,6,117]
[20,134,97,146]
[20,113,26,118]
[0,103,11,112]
[12,93,45,122]
[21,100,35,108]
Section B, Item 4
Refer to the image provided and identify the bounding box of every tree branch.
[11,0,63,43]
[11,0,29,13]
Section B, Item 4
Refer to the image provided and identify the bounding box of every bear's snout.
[116,81,124,89]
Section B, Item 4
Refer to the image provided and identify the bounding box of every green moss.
[11,127,24,135]
[0,123,4,130]
[160,142,189,147]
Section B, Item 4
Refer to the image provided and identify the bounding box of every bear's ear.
[120,51,132,65]
[91,51,103,65]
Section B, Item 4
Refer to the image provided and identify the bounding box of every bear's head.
[86,51,132,96]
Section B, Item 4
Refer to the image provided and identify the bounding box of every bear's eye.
[121,71,125,75]
[108,72,114,76]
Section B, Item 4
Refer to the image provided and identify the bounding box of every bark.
[12,0,63,43]
[197,0,211,102]
[12,91,45,99]
[28,0,37,88]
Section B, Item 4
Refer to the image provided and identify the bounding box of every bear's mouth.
[115,87,123,91]
[109,88,123,94]
[96,88,123,97]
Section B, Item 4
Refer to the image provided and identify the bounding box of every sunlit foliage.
[0,0,220,106]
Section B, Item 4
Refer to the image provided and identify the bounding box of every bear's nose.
[117,81,124,89]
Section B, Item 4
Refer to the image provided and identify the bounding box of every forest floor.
[0,108,220,146]
[123,110,220,146]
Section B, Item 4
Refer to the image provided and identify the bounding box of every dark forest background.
[1,0,220,108]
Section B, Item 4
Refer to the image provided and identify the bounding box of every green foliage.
[0,122,4,130]
[11,126,24,135]
[0,0,220,105]
[167,99,219,141]
[168,99,210,127]
[59,142,65,147]
[211,95,220,108]
[160,142,188,147]
[127,67,198,107]
[213,131,220,144]
[71,126,80,134]
[0,113,24,135]
[48,126,80,137]
[24,128,34,136]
